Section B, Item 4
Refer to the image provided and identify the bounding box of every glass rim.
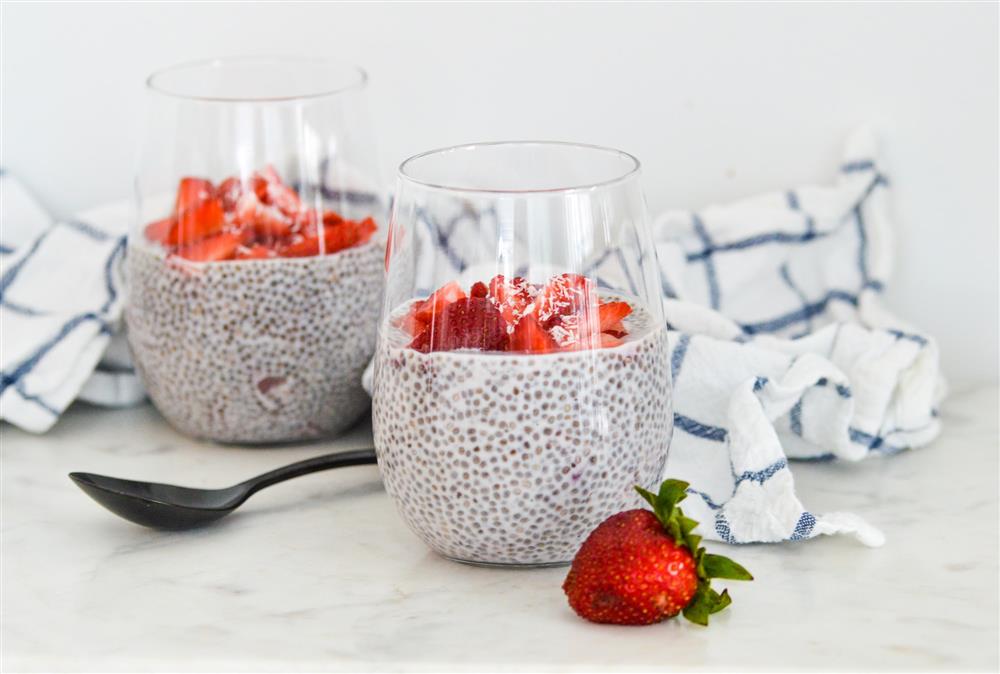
[145,55,368,103]
[397,140,642,195]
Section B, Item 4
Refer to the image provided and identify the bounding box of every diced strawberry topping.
[487,275,537,326]
[278,233,319,258]
[254,205,296,239]
[509,314,559,353]
[399,276,634,354]
[355,217,377,246]
[143,217,175,245]
[409,297,509,353]
[323,211,345,227]
[235,244,275,260]
[414,281,467,324]
[174,232,242,262]
[535,273,597,328]
[322,222,357,254]
[279,217,377,257]
[250,174,269,201]
[260,165,302,215]
[600,333,624,348]
[398,309,428,341]
[598,301,632,331]
[216,177,245,212]
[174,177,214,214]
[603,320,627,339]
[143,167,376,261]
[168,196,225,245]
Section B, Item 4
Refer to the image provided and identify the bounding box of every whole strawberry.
[563,479,752,626]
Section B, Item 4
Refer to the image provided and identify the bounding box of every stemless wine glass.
[127,57,384,444]
[372,141,673,566]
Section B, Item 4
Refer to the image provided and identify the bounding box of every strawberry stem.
[634,480,753,626]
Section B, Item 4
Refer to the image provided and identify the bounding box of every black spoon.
[69,448,377,530]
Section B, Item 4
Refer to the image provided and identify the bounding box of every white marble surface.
[2,385,997,672]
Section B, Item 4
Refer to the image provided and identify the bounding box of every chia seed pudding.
[372,302,672,566]
[126,239,383,443]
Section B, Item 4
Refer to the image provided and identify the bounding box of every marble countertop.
[2,385,997,672]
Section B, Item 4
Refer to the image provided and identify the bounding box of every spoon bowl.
[69,473,245,529]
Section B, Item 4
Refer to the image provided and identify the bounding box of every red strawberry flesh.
[409,297,509,353]
[144,167,377,261]
[168,196,225,246]
[174,232,241,262]
[144,217,175,245]
[564,509,698,625]
[508,314,558,353]
[174,177,214,214]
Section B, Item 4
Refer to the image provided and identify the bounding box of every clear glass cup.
[127,57,385,444]
[373,141,673,566]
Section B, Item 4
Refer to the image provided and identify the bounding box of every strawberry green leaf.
[635,480,689,530]
[682,587,711,626]
[709,588,732,614]
[679,515,699,534]
[634,486,658,510]
[686,533,703,557]
[702,554,754,581]
[655,479,689,513]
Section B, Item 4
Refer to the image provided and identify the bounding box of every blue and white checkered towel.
[0,173,145,433]
[367,127,944,546]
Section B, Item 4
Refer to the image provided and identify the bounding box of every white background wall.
[3,2,997,384]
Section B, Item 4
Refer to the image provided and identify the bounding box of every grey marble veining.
[2,387,997,672]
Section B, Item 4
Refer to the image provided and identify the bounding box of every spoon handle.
[239,448,377,497]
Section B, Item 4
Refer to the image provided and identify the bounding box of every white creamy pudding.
[372,298,672,566]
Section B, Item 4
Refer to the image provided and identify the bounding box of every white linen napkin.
[645,128,943,545]
[0,174,145,432]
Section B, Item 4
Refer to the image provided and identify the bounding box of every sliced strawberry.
[143,217,175,245]
[414,281,467,323]
[216,177,245,212]
[600,333,624,348]
[236,225,257,245]
[508,314,559,353]
[598,301,632,332]
[313,220,362,255]
[296,209,320,229]
[175,177,214,214]
[254,205,295,239]
[470,281,489,298]
[398,308,428,339]
[322,222,354,254]
[260,165,302,215]
[603,320,627,339]
[355,217,377,246]
[535,273,596,327]
[278,218,375,257]
[487,275,536,326]
[322,210,345,227]
[279,233,320,258]
[167,196,225,246]
[235,244,275,260]
[234,192,261,224]
[174,231,241,262]
[409,297,509,353]
[251,173,269,201]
